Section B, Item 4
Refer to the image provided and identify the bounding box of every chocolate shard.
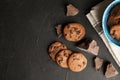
[87,40,99,55]
[55,24,62,38]
[77,40,99,55]
[105,63,119,78]
[66,4,79,16]
[77,39,91,49]
[94,57,103,71]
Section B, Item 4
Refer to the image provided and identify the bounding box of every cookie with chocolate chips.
[110,25,120,40]
[63,23,86,42]
[107,4,120,27]
[56,49,72,68]
[68,53,87,72]
[48,42,67,61]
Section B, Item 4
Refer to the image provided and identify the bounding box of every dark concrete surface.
[0,0,120,80]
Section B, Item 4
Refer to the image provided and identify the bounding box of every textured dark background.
[0,0,120,80]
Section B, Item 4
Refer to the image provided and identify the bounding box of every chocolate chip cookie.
[68,53,87,72]
[63,23,86,42]
[56,49,72,68]
[110,25,120,40]
[107,4,120,27]
[48,41,67,61]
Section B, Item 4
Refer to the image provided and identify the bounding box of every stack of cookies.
[48,23,87,72]
[48,41,87,72]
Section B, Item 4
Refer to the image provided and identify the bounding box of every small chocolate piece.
[77,40,99,55]
[77,39,91,49]
[94,57,103,71]
[55,24,62,38]
[105,63,119,78]
[87,40,99,55]
[66,4,79,16]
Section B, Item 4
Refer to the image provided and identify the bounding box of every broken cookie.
[77,40,99,55]
[105,63,119,78]
[94,57,103,71]
[66,4,79,16]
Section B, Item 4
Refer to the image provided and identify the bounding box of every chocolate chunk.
[77,40,99,55]
[73,27,78,31]
[78,64,81,67]
[76,31,80,34]
[94,57,103,71]
[67,25,70,29]
[87,40,99,55]
[66,4,79,16]
[58,57,63,63]
[64,34,67,36]
[105,63,119,78]
[77,39,91,49]
[118,19,120,24]
[64,52,68,57]
[83,61,86,65]
[54,46,59,50]
[58,59,63,64]
[55,24,62,38]
[70,30,73,34]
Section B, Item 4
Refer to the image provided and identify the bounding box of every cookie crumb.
[105,63,119,78]
[66,4,79,16]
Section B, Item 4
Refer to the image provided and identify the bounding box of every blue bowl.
[102,0,120,46]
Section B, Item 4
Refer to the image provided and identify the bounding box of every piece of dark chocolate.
[77,40,99,55]
[66,4,79,16]
[55,24,62,38]
[77,39,91,49]
[87,40,99,55]
[105,63,119,78]
[94,57,103,71]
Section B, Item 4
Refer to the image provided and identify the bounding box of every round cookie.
[56,49,72,68]
[63,23,86,42]
[48,42,67,61]
[107,4,120,27]
[68,53,87,72]
[110,25,120,40]
[107,16,120,27]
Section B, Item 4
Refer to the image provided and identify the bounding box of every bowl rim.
[102,0,120,46]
